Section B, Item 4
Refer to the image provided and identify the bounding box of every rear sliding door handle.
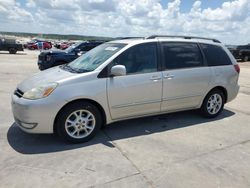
[150,76,162,81]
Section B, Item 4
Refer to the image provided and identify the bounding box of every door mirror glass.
[111,65,126,77]
[74,48,81,53]
[77,52,82,56]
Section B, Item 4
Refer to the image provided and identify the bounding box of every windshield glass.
[67,43,126,72]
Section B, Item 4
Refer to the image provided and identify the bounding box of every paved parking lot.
[0,50,250,188]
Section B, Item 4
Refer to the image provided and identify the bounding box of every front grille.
[14,88,24,98]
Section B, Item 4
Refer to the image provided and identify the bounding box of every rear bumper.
[17,48,24,51]
[227,84,240,103]
[17,45,24,51]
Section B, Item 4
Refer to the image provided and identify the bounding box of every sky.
[0,0,249,44]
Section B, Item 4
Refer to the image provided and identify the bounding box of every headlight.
[23,83,58,100]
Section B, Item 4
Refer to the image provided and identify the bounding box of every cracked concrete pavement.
[0,50,250,188]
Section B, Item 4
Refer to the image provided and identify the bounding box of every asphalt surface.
[0,50,250,188]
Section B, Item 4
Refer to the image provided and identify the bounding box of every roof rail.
[115,37,144,40]
[145,35,221,43]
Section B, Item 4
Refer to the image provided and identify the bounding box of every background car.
[0,38,23,54]
[60,42,76,50]
[228,44,250,61]
[37,41,104,70]
[27,40,52,50]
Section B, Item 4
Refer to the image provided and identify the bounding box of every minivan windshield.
[66,43,126,73]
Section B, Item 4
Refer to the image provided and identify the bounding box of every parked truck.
[0,38,24,54]
[229,44,250,62]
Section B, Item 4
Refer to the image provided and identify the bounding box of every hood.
[40,49,67,56]
[17,66,75,92]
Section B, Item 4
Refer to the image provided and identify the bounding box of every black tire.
[243,56,249,62]
[9,48,17,54]
[56,102,102,143]
[200,89,225,118]
[38,64,45,71]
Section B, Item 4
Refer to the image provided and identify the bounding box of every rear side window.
[201,44,232,66]
[162,42,203,70]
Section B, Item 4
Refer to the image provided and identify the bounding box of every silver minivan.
[12,36,240,143]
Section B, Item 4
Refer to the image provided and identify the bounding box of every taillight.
[234,64,240,74]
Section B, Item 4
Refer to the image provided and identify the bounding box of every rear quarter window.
[201,44,232,66]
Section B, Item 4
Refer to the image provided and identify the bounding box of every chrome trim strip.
[112,94,202,109]
[162,94,202,101]
[111,106,199,121]
[112,99,161,109]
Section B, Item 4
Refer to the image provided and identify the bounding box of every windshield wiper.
[60,65,90,73]
[76,68,91,73]
[60,64,78,73]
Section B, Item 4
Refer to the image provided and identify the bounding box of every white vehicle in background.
[12,35,240,143]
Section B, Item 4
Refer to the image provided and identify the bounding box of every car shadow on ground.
[0,52,27,55]
[7,109,235,155]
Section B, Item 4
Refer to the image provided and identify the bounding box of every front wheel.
[56,102,102,143]
[38,64,45,71]
[200,89,225,118]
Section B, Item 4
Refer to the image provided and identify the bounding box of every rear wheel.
[243,56,249,62]
[9,48,17,54]
[200,89,225,118]
[56,102,102,143]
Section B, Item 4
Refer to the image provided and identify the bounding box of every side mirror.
[111,65,126,77]
[74,48,81,53]
[77,52,83,56]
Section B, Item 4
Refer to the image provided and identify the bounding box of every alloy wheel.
[65,109,96,139]
[206,93,223,115]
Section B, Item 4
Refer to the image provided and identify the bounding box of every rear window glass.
[201,44,232,66]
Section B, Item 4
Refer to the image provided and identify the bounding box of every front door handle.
[150,76,162,81]
[164,74,175,79]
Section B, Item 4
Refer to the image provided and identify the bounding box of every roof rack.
[145,35,221,43]
[115,37,144,40]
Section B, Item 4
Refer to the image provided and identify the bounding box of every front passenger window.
[112,43,158,74]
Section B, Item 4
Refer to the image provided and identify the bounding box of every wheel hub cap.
[65,110,96,139]
[207,94,222,115]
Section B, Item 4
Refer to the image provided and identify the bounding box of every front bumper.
[11,94,62,134]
